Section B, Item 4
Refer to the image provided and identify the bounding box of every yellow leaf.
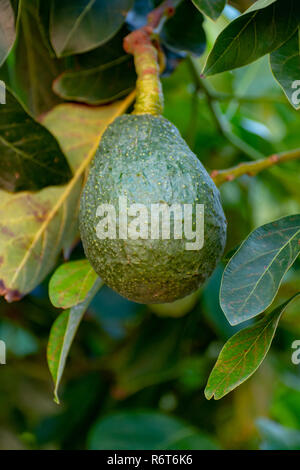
[0,92,135,301]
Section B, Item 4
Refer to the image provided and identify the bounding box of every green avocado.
[79,114,226,303]
[148,291,199,317]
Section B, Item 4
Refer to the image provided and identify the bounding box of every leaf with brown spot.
[0,92,135,302]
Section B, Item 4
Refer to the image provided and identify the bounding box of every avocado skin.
[79,114,226,303]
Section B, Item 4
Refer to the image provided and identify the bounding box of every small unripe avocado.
[79,114,226,303]
[148,291,199,317]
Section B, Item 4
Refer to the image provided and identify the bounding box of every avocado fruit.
[79,114,226,303]
[148,291,199,317]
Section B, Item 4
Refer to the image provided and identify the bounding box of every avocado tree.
[0,0,300,450]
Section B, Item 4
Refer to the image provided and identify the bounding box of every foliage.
[0,0,16,66]
[220,214,300,325]
[0,88,71,191]
[88,411,218,449]
[0,0,299,451]
[47,275,102,403]
[205,293,300,399]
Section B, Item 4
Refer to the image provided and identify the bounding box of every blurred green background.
[0,6,300,450]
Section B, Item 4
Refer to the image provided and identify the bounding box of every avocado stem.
[124,26,163,115]
[147,0,175,29]
[123,1,176,115]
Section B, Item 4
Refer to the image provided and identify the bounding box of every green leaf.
[88,411,218,450]
[47,277,102,403]
[270,27,300,110]
[0,0,16,66]
[0,94,134,302]
[73,25,130,68]
[191,0,225,20]
[50,0,133,57]
[220,214,300,325]
[52,25,136,104]
[13,0,66,116]
[49,259,99,309]
[0,88,72,192]
[205,293,300,400]
[257,418,300,450]
[53,55,135,105]
[161,0,206,56]
[203,0,300,76]
[246,0,278,8]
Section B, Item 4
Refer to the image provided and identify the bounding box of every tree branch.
[211,148,300,186]
[187,56,264,160]
[186,56,300,186]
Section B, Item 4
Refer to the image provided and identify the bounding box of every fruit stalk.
[123,1,175,115]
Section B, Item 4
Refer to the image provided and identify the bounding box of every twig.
[212,93,286,104]
[187,56,264,160]
[211,148,300,186]
[186,57,300,185]
[147,0,176,29]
